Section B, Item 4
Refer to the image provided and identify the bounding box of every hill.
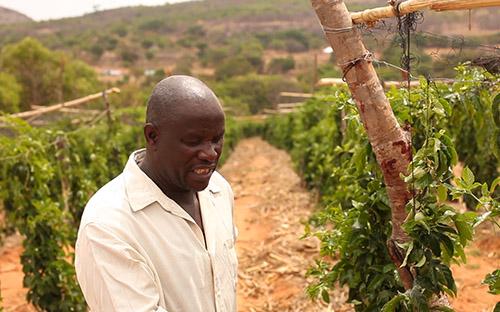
[0,6,32,25]
[0,0,497,80]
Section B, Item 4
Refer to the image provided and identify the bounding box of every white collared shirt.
[75,149,237,312]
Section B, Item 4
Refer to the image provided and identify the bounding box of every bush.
[173,55,194,76]
[0,72,22,113]
[215,74,302,114]
[215,57,255,80]
[267,56,295,74]
[120,49,139,65]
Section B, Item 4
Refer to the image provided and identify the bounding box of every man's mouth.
[193,168,211,175]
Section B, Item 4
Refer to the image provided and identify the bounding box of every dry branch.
[351,0,500,24]
[7,88,121,119]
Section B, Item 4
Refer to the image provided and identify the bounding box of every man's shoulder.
[80,173,130,227]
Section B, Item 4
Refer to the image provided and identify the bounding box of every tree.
[215,56,255,80]
[267,56,295,74]
[0,37,58,110]
[62,59,101,101]
[0,37,101,111]
[0,72,22,113]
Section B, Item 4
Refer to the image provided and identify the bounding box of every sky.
[0,0,191,21]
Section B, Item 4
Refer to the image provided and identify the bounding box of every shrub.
[0,72,22,113]
[267,56,295,74]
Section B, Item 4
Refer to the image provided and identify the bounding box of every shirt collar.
[123,149,221,216]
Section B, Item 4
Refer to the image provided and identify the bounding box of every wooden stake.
[350,0,500,25]
[311,0,414,290]
[102,90,113,126]
[7,88,121,119]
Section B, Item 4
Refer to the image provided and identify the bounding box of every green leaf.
[321,289,330,303]
[462,167,475,186]
[381,294,406,312]
[455,219,473,246]
[482,269,500,295]
[439,98,452,116]
[415,254,427,268]
[400,241,414,268]
[475,211,492,227]
[490,176,500,193]
[481,183,489,197]
[437,185,448,202]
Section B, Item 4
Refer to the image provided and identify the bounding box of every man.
[75,75,237,312]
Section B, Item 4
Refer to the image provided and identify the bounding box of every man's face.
[153,107,225,192]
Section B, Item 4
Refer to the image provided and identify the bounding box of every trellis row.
[310,0,499,308]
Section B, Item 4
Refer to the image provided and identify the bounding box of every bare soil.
[1,137,498,311]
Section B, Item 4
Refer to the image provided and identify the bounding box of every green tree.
[215,74,302,114]
[215,56,255,80]
[0,72,22,113]
[267,56,295,74]
[0,37,101,111]
[0,37,58,110]
[62,59,100,100]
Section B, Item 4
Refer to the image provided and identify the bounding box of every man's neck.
[138,154,198,213]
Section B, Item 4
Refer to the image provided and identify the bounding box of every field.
[0,0,499,311]
[1,138,498,311]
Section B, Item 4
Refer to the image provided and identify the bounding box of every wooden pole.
[102,90,113,126]
[7,88,120,119]
[351,0,500,25]
[311,0,415,290]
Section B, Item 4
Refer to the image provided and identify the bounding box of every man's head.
[143,75,225,193]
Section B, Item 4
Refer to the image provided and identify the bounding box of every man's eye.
[183,139,201,146]
[212,135,224,144]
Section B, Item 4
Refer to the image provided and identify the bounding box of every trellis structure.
[351,0,500,25]
[6,87,121,120]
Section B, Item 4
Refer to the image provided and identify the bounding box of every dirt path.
[1,137,498,311]
[449,226,500,311]
[0,235,35,312]
[220,138,350,312]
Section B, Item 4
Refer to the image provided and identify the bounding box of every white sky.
[0,0,191,21]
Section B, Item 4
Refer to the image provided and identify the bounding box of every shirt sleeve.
[75,222,167,312]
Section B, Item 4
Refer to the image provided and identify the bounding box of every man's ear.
[144,123,159,147]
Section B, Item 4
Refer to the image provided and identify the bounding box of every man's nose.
[199,143,218,161]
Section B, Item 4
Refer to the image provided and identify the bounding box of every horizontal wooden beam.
[317,77,456,88]
[277,102,304,109]
[316,78,345,87]
[59,107,101,114]
[8,88,121,119]
[279,92,313,98]
[351,0,500,25]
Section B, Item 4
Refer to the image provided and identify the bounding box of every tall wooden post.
[310,0,414,290]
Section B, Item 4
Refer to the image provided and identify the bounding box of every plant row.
[0,108,248,311]
[260,65,499,311]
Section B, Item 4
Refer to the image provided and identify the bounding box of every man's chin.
[187,172,212,191]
